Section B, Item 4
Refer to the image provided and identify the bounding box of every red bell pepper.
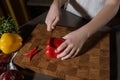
[45,38,65,58]
[23,46,39,61]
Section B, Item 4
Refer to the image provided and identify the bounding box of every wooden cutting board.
[13,24,110,80]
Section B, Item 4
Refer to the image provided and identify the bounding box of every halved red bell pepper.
[45,38,65,58]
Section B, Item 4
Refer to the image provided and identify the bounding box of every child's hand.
[45,4,61,31]
[55,28,89,60]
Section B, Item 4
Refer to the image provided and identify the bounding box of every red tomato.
[45,38,65,58]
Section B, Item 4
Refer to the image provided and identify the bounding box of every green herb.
[0,16,19,37]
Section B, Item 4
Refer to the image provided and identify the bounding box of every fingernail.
[55,49,58,53]
[52,27,54,29]
[57,55,60,58]
[47,29,50,31]
[61,58,64,60]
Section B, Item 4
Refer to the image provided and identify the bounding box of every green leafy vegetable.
[0,16,19,37]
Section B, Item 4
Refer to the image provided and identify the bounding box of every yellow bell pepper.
[0,33,23,54]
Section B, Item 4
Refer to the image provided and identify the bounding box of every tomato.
[45,38,65,58]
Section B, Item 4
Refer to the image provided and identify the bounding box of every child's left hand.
[55,28,89,60]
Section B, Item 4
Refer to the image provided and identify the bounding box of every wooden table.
[13,23,110,80]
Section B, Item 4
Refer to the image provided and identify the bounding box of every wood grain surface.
[13,24,110,80]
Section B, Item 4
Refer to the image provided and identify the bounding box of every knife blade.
[48,30,53,39]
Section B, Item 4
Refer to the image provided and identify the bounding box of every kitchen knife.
[48,30,54,39]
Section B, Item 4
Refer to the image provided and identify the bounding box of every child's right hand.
[45,3,61,31]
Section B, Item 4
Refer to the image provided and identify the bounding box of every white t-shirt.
[66,0,105,19]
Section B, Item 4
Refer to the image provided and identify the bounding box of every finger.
[45,18,55,31]
[47,24,52,31]
[61,48,76,60]
[55,41,68,53]
[71,48,80,58]
[57,45,73,58]
[45,19,52,31]
[63,35,69,39]
[51,17,60,29]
